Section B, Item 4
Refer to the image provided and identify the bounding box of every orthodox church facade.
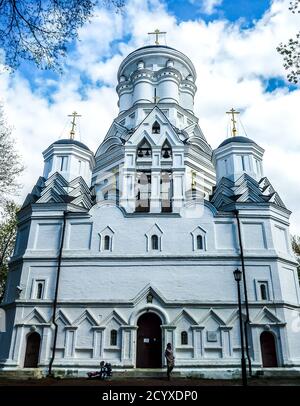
[1,43,300,377]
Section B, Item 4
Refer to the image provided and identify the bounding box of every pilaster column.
[65,326,77,358]
[121,326,137,366]
[150,170,161,213]
[161,325,176,366]
[120,169,136,213]
[40,325,52,364]
[191,326,204,359]
[220,326,232,359]
[92,326,105,359]
[172,170,185,213]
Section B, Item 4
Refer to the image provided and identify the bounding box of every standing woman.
[165,343,175,380]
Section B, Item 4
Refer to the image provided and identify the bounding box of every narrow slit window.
[197,235,203,250]
[110,330,117,346]
[151,235,159,250]
[260,283,268,300]
[59,156,68,171]
[104,235,110,251]
[241,155,246,171]
[36,282,44,299]
[181,331,188,345]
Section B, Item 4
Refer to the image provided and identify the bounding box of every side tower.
[93,45,215,213]
[211,131,300,370]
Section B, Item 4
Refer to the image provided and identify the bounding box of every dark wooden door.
[136,313,162,368]
[24,332,41,368]
[260,332,278,367]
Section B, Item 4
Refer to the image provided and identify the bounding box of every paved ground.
[0,377,300,386]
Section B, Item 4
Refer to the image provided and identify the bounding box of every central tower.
[92,44,215,213]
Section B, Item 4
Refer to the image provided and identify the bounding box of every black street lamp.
[233,268,247,387]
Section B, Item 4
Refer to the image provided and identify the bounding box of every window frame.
[104,235,111,251]
[151,234,159,250]
[110,329,118,346]
[181,331,188,345]
[58,155,68,171]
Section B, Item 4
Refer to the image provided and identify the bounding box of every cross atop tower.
[68,111,81,140]
[226,108,240,137]
[148,29,167,45]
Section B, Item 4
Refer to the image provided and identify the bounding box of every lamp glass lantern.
[233,268,242,282]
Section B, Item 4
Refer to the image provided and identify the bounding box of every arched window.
[104,235,110,251]
[152,121,160,134]
[137,139,152,158]
[196,235,203,250]
[161,140,172,159]
[36,283,43,299]
[181,331,188,345]
[260,284,267,300]
[151,235,159,250]
[110,329,117,346]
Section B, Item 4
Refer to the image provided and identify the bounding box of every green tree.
[291,235,300,280]
[0,201,19,300]
[0,0,125,71]
[277,0,300,84]
[0,104,24,204]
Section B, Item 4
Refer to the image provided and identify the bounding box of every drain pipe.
[48,210,67,377]
[234,209,252,377]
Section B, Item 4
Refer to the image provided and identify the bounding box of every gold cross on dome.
[148,29,167,45]
[226,108,240,137]
[68,111,82,140]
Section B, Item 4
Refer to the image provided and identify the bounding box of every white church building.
[1,41,300,378]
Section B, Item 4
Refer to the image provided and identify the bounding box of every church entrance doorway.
[136,312,162,368]
[260,331,278,367]
[24,332,41,368]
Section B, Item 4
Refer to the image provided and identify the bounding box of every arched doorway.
[24,332,41,368]
[136,312,162,368]
[260,331,278,367]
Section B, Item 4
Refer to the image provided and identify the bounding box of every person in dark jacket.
[165,343,175,380]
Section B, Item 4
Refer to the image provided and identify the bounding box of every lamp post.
[233,268,247,387]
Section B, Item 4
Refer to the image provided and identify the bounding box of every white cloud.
[0,0,300,233]
[189,0,223,15]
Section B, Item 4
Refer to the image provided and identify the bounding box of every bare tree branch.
[0,0,125,71]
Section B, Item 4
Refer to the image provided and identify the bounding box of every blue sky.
[1,0,300,232]
[15,0,292,95]
[166,0,271,25]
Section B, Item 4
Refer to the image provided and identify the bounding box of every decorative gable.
[101,310,127,327]
[73,310,99,327]
[199,309,226,329]
[252,307,284,325]
[172,309,198,326]
[22,308,48,325]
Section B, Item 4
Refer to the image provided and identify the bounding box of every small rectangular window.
[241,155,246,171]
[258,282,269,301]
[58,156,68,171]
[35,280,45,299]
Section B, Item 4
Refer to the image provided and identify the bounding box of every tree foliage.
[277,0,300,84]
[0,0,124,71]
[0,201,19,300]
[0,105,24,204]
[291,235,300,280]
